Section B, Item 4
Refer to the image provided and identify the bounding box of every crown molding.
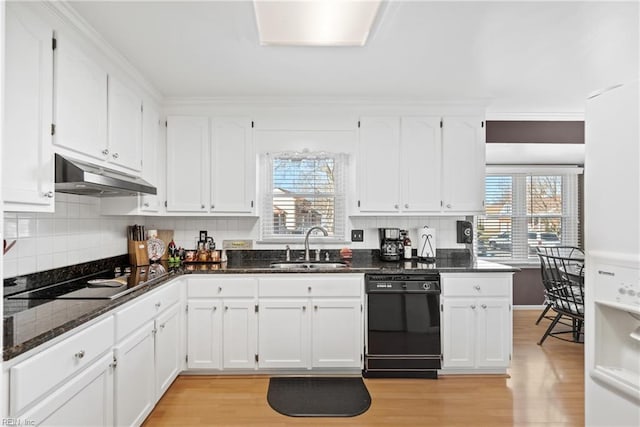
[485,112,584,121]
[43,0,163,103]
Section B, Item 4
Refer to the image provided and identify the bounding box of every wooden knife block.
[128,240,149,266]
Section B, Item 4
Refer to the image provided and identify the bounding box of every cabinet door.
[140,103,161,212]
[476,297,511,368]
[114,322,155,427]
[54,35,108,160]
[400,116,442,212]
[441,297,476,368]
[211,117,255,213]
[258,299,310,369]
[441,116,485,213]
[107,75,143,171]
[20,353,114,427]
[155,304,181,398]
[166,116,209,212]
[222,299,258,369]
[311,299,362,368]
[186,300,222,369]
[357,117,400,212]
[3,4,54,211]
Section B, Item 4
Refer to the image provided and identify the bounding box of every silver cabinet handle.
[102,149,109,156]
[160,323,166,330]
[218,286,222,293]
[212,306,217,311]
[470,305,476,309]
[394,204,399,209]
[155,302,161,308]
[43,191,54,198]
[211,205,215,210]
[74,350,85,359]
[474,285,481,291]
[405,204,409,208]
[481,304,487,309]
[446,204,452,209]
[225,306,229,311]
[314,305,318,311]
[201,204,205,209]
[143,202,150,207]
[307,286,312,292]
[112,153,119,159]
[302,305,306,311]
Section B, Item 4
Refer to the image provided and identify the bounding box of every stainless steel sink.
[270,262,348,270]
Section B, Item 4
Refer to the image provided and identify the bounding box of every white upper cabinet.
[140,103,162,212]
[166,116,209,212]
[441,116,485,213]
[211,117,255,213]
[357,117,401,212]
[357,114,485,215]
[2,4,55,211]
[107,75,143,171]
[53,34,108,161]
[166,116,255,215]
[401,116,442,212]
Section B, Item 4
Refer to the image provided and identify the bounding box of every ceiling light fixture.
[253,0,382,46]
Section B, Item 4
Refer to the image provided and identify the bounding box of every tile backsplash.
[3,194,467,279]
[3,194,137,278]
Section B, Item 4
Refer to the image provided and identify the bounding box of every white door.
[107,75,143,171]
[311,299,362,368]
[155,304,181,398]
[476,297,511,368]
[222,299,258,369]
[357,117,400,213]
[166,116,209,212]
[3,4,54,211]
[187,300,222,369]
[140,103,161,212]
[441,298,476,369]
[400,116,442,212]
[53,34,108,160]
[442,116,485,213]
[114,322,155,427]
[258,300,310,369]
[211,117,254,213]
[20,353,114,427]
[441,116,485,213]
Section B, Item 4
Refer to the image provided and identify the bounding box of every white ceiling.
[69,0,639,114]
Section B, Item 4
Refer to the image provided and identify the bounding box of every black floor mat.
[267,377,371,417]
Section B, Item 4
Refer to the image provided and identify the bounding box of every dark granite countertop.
[3,250,517,361]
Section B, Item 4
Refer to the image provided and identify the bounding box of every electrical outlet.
[351,229,364,242]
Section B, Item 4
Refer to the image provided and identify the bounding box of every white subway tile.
[17,256,37,276]
[3,259,18,278]
[37,254,54,271]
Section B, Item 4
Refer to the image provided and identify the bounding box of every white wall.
[3,194,135,277]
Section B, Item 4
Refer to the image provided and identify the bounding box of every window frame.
[259,151,348,243]
[477,165,582,265]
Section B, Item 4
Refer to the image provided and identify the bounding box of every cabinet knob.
[314,305,318,311]
[481,304,487,309]
[218,286,222,293]
[404,204,409,209]
[201,204,205,209]
[308,286,312,292]
[43,191,54,198]
[212,306,217,311]
[470,304,476,309]
[160,323,166,329]
[394,204,399,209]
[211,205,215,210]
[155,302,161,308]
[102,149,109,156]
[143,202,150,207]
[446,204,452,209]
[112,152,119,159]
[225,306,229,311]
[302,305,306,311]
[474,285,481,291]
[74,350,85,359]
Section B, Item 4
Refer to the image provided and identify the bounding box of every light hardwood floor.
[144,310,584,426]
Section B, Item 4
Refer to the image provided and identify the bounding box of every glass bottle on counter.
[403,233,412,260]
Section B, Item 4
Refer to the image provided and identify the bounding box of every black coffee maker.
[379,228,402,261]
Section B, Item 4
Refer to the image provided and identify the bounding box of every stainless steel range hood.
[55,154,157,197]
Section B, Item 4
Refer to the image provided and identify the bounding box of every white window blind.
[261,151,347,241]
[478,167,581,262]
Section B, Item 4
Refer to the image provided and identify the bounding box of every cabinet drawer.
[10,316,114,416]
[115,281,180,341]
[259,275,362,297]
[441,274,512,297]
[188,276,257,298]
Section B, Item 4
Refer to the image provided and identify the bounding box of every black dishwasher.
[364,273,441,378]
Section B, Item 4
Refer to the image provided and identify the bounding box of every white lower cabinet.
[186,277,258,370]
[440,273,513,372]
[155,303,182,399]
[114,322,156,427]
[258,275,363,370]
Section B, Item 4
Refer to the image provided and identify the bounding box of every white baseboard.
[513,305,544,310]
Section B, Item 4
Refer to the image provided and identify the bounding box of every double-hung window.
[261,151,347,241]
[477,166,582,262]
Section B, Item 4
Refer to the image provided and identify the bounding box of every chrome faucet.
[304,226,328,262]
